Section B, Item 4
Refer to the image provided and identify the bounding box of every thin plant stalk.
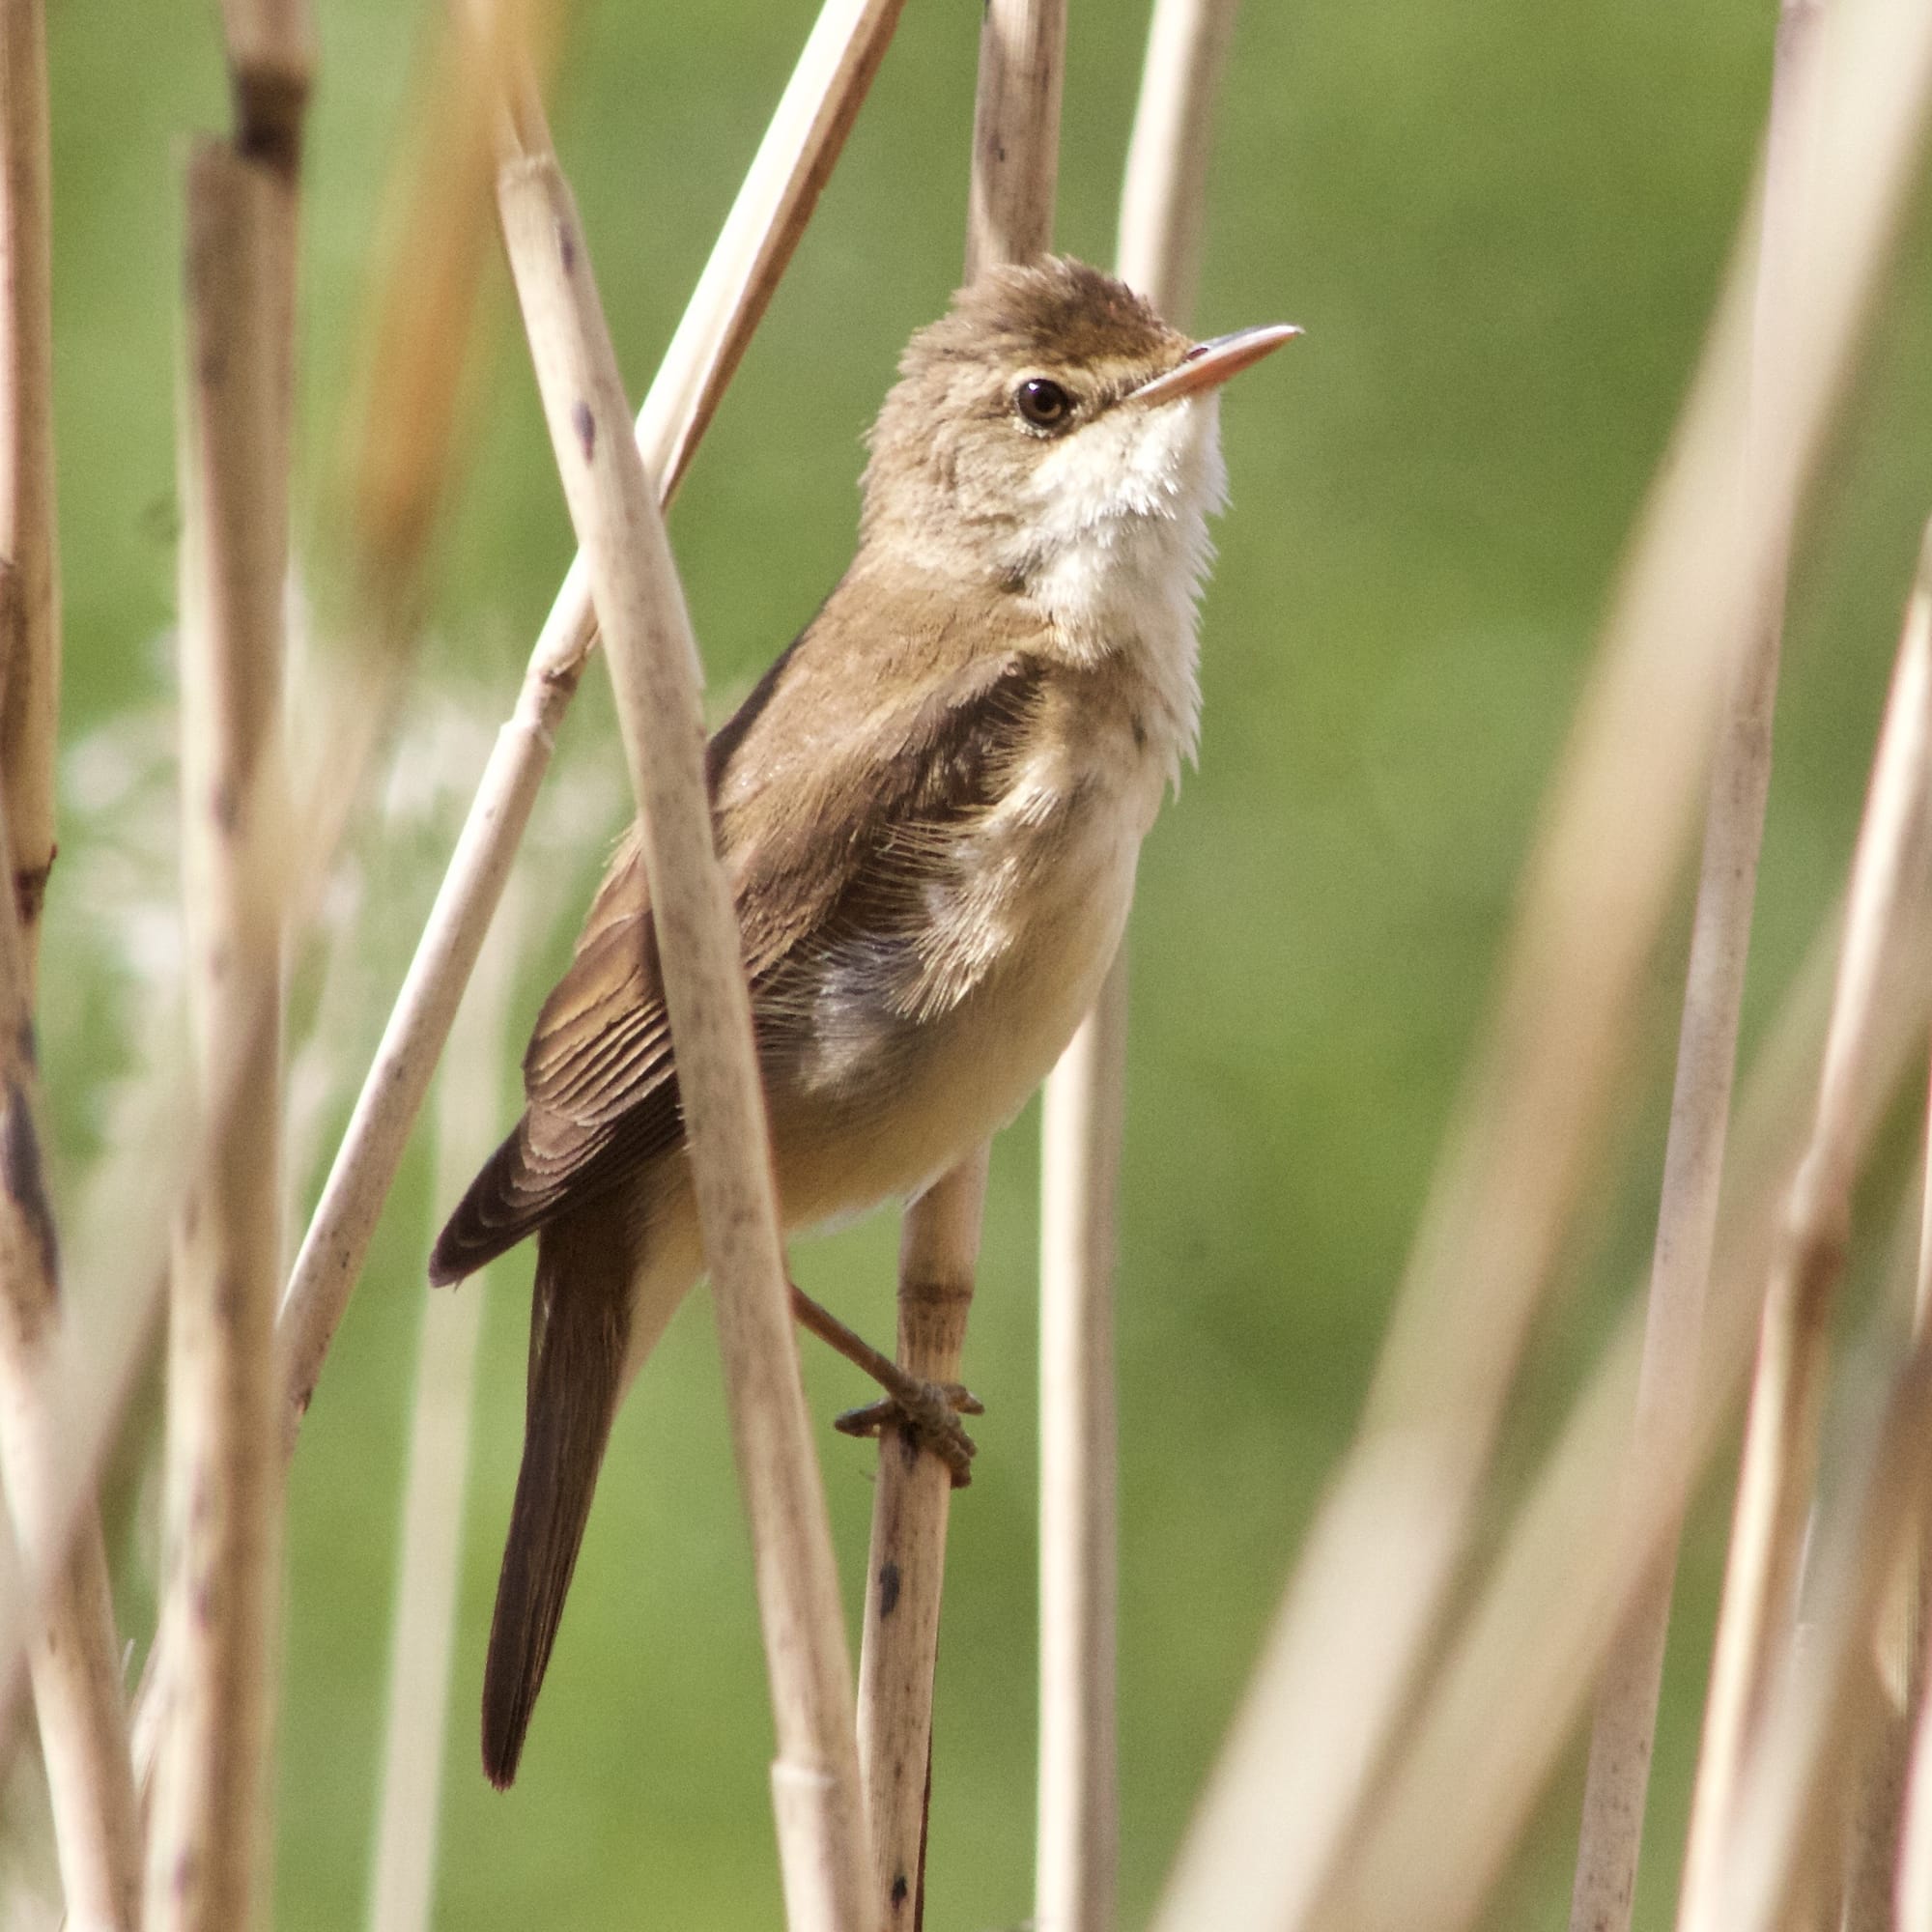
[964,0,1064,277]
[854,5,1064,1917]
[1567,4,1825,1927]
[1149,0,1932,1921]
[0,0,144,1916]
[1036,968,1125,1932]
[1891,1073,1932,1924]
[0,0,58,971]
[1314,876,1930,1932]
[1034,7,1239,1922]
[366,880,526,1932]
[142,135,299,1932]
[496,117,873,1932]
[1713,1334,1932,1932]
[1678,523,1932,1932]
[279,0,910,1449]
[0,801,138,1932]
[857,1148,989,1930]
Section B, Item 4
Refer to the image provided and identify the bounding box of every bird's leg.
[786,1282,982,1486]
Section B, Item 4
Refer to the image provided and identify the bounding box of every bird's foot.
[834,1378,983,1487]
[788,1281,983,1488]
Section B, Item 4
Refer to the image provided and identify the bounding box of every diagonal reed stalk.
[1148,0,1932,1925]
[851,3,1062,1923]
[1566,3,1825,1926]
[278,0,910,1456]
[1033,6,1240,1927]
[367,863,529,1932]
[1676,524,1932,1932]
[142,121,302,1932]
[0,0,142,1917]
[495,85,874,1932]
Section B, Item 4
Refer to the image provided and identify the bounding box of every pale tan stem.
[141,142,296,1932]
[1710,1338,1932,1932]
[497,138,873,1932]
[965,0,1065,279]
[853,10,1065,1918]
[366,885,525,1932]
[1031,13,1238,1926]
[1035,964,1125,1932]
[1309,897,1927,1932]
[1676,531,1932,1932]
[858,1151,989,1930]
[0,10,138,1906]
[0,811,139,1932]
[1566,8,1823,1929]
[276,0,908,1453]
[0,0,57,970]
[1149,0,1932,1921]
[1893,1073,1932,1926]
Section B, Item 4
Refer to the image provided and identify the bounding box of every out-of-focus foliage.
[31,0,1932,1925]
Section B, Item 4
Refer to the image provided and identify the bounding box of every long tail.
[482,1204,631,1789]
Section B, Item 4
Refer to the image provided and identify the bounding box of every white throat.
[1010,392,1226,786]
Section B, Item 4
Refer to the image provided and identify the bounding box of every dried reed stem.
[278,0,907,1447]
[497,129,873,1932]
[1036,971,1125,1932]
[1033,10,1237,1925]
[964,0,1064,278]
[0,819,139,1932]
[1312,895,1928,1932]
[0,4,142,1916]
[853,8,1063,1916]
[366,886,525,1932]
[1713,1336,1932,1932]
[142,138,298,1932]
[0,0,58,964]
[1566,7,1823,1928]
[857,1149,989,1930]
[1149,0,1932,1922]
[1892,1093,1932,1925]
[1677,525,1932,1932]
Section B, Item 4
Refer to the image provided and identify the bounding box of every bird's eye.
[1014,377,1073,430]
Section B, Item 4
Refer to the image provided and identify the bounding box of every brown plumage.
[430,256,1293,1787]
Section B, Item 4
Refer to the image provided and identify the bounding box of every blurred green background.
[19,0,1932,1925]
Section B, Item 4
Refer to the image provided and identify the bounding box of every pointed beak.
[1126,324,1302,407]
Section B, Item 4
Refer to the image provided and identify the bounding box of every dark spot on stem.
[877,1560,901,1619]
[213,781,239,834]
[890,1874,909,1909]
[4,1084,58,1280]
[573,401,596,462]
[557,221,577,274]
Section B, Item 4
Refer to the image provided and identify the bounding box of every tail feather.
[481,1208,631,1789]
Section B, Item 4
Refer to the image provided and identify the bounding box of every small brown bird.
[430,255,1294,1787]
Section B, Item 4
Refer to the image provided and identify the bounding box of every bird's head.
[859,255,1296,602]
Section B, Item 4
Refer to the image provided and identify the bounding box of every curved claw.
[835,1380,980,1487]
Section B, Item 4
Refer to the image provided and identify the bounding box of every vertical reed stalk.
[496,112,873,1932]
[1892,1085,1932,1925]
[1677,526,1932,1932]
[1034,10,1238,1921]
[0,0,145,1918]
[857,1149,989,1929]
[1567,6,1823,1928]
[366,882,526,1932]
[854,6,1063,1918]
[1149,0,1932,1921]
[278,0,908,1449]
[142,131,299,1932]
